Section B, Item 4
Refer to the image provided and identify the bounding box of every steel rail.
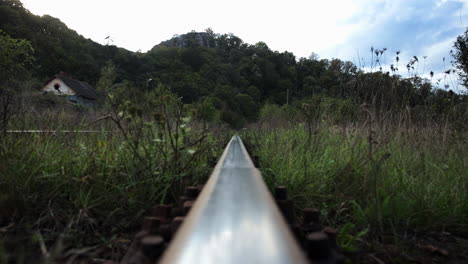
[160,135,308,264]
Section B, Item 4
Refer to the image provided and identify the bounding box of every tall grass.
[245,115,467,238]
[0,108,222,262]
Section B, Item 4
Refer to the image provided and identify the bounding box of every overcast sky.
[21,0,468,89]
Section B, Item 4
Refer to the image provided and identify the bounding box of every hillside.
[1,0,467,128]
[0,0,147,84]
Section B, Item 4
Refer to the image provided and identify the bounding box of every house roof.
[48,74,98,100]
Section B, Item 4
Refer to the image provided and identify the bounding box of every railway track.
[120,136,344,264]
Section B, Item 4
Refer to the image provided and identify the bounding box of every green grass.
[0,82,232,262]
[1,97,466,262]
[0,119,220,262]
[245,123,468,238]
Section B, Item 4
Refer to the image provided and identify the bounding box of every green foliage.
[337,222,368,253]
[0,29,34,85]
[0,30,34,133]
[452,28,468,88]
[259,103,299,127]
[96,61,117,93]
[194,96,220,123]
[244,120,468,251]
[234,93,257,120]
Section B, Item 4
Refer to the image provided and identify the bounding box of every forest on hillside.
[1,0,467,129]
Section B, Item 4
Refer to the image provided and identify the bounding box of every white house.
[42,73,97,105]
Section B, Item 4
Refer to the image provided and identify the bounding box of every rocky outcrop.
[157,32,215,48]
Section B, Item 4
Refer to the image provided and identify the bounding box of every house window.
[54,83,61,90]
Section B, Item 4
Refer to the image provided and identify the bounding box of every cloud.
[319,0,467,80]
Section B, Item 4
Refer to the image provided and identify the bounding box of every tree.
[234,93,257,121]
[0,30,34,83]
[0,30,34,133]
[452,28,468,88]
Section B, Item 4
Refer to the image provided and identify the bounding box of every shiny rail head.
[160,136,308,264]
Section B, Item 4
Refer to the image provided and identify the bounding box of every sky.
[21,0,468,90]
